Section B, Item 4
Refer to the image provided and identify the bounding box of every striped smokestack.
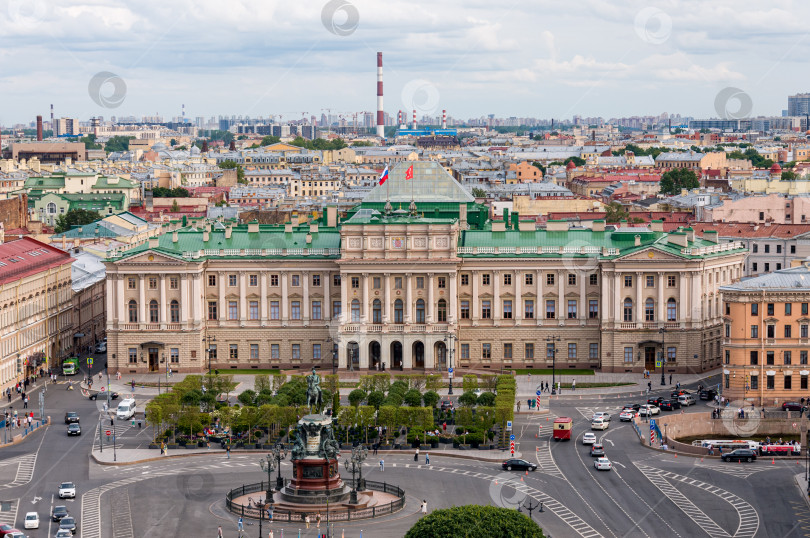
[442,110,446,129]
[412,109,417,130]
[36,116,43,141]
[376,52,384,138]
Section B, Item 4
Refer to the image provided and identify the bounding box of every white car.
[582,432,597,445]
[55,530,73,538]
[58,481,76,499]
[619,410,637,421]
[594,457,612,471]
[639,404,660,416]
[591,418,609,431]
[23,511,39,529]
[592,412,611,422]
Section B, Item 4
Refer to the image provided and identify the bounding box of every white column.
[180,275,189,323]
[303,271,310,322]
[557,270,564,320]
[536,270,542,323]
[340,273,348,324]
[281,272,289,322]
[138,275,146,324]
[579,271,586,320]
[493,270,501,322]
[159,275,167,327]
[219,272,226,321]
[239,272,247,322]
[405,273,412,323]
[190,274,199,325]
[323,272,330,322]
[362,273,369,323]
[427,273,434,323]
[657,273,665,322]
[635,272,643,323]
[515,271,522,322]
[448,273,457,324]
[472,270,479,322]
[614,273,622,322]
[116,276,125,323]
[260,272,268,321]
[383,273,391,323]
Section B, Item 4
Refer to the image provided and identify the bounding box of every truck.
[62,357,80,376]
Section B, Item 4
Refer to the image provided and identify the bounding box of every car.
[594,457,612,471]
[647,397,664,407]
[440,400,453,411]
[89,391,119,401]
[0,526,19,537]
[619,410,637,421]
[67,423,81,436]
[670,390,690,399]
[591,418,609,431]
[501,459,537,472]
[678,394,696,406]
[95,342,106,353]
[592,412,611,422]
[782,402,804,411]
[51,506,68,522]
[590,443,605,457]
[64,412,79,424]
[699,389,717,401]
[622,403,641,412]
[59,516,77,535]
[659,400,681,411]
[58,482,76,499]
[582,432,597,445]
[639,404,660,416]
[7,532,26,538]
[721,449,757,463]
[55,530,73,538]
[23,512,38,530]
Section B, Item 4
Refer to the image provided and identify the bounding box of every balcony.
[619,322,637,329]
[121,324,138,331]
[166,324,182,331]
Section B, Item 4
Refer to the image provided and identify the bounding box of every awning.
[73,333,85,338]
[140,341,165,347]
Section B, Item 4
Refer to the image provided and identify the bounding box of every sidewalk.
[795,473,810,508]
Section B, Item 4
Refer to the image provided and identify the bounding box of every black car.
[782,402,803,411]
[659,399,681,411]
[699,389,717,401]
[64,412,79,424]
[52,505,68,522]
[67,423,81,436]
[440,400,453,411]
[623,403,641,412]
[501,459,537,472]
[721,449,757,463]
[89,391,119,401]
[59,516,77,534]
[647,397,664,407]
[590,443,606,457]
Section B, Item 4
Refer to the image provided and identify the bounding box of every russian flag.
[378,165,389,185]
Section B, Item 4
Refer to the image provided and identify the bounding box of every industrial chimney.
[442,110,446,129]
[376,52,384,138]
[36,116,43,141]
[412,109,417,130]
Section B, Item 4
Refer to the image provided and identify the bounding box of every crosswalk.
[0,453,37,490]
[534,439,564,479]
[0,499,18,527]
[636,463,760,538]
[109,489,135,538]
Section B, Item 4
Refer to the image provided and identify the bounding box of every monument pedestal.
[280,458,349,504]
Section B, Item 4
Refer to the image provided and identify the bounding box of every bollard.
[539,502,544,512]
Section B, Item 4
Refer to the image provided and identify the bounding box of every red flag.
[405,165,414,180]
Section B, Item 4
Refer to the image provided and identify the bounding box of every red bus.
[553,417,573,441]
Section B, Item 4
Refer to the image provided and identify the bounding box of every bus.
[62,357,80,376]
[692,439,759,451]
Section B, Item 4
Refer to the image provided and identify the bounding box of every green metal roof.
[92,176,136,190]
[24,176,65,189]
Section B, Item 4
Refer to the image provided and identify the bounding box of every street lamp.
[545,336,560,394]
[259,454,276,503]
[517,497,543,519]
[343,445,368,504]
[659,327,667,387]
[202,334,216,377]
[443,334,457,395]
[327,337,338,375]
[269,442,288,491]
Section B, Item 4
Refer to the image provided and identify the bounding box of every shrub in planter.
[439,434,454,444]
[167,444,179,450]
[457,444,471,450]
[198,440,208,447]
[149,443,159,449]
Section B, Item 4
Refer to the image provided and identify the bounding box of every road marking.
[533,438,564,479]
[110,489,135,538]
[0,498,19,527]
[0,454,37,490]
[636,463,759,538]
[612,461,625,469]
[31,495,42,504]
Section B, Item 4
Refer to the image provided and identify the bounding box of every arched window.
[351,299,360,322]
[667,298,677,322]
[128,300,138,323]
[46,202,57,214]
[372,299,382,324]
[415,299,426,323]
[645,298,655,321]
[149,300,159,323]
[170,300,180,323]
[437,299,447,322]
[623,299,633,322]
[394,299,404,323]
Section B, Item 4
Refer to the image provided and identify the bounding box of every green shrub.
[403,389,423,407]
[404,505,545,538]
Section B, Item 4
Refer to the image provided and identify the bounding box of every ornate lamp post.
[443,334,456,395]
[259,454,276,503]
[659,327,667,386]
[269,442,288,490]
[343,445,368,504]
[517,496,543,519]
[546,336,560,394]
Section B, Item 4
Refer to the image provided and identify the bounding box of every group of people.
[4,409,34,429]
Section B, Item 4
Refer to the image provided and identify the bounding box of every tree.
[422,390,440,409]
[170,138,178,146]
[237,390,256,407]
[471,187,487,198]
[531,161,546,175]
[54,209,102,233]
[378,406,399,444]
[659,168,700,195]
[171,200,180,212]
[348,389,367,407]
[404,505,545,538]
[781,170,797,181]
[462,375,479,393]
[458,391,478,408]
[351,141,373,147]
[403,389,423,407]
[260,135,281,146]
[604,202,630,223]
[104,135,134,153]
[78,134,102,150]
[563,156,586,167]
[356,405,376,444]
[152,187,190,198]
[477,392,496,406]
[480,375,497,392]
[367,390,385,410]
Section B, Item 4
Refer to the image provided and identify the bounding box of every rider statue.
[306,367,323,414]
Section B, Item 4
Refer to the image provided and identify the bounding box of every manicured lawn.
[216,369,280,375]
[514,368,595,376]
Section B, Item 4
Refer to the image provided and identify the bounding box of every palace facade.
[105,162,747,375]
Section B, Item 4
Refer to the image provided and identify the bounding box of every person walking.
[571,379,576,391]
[425,452,429,465]
[305,514,311,529]
[238,516,243,532]
[669,374,672,385]
[22,396,27,410]
[269,530,273,538]
[316,512,321,529]
[226,445,230,459]
[414,447,419,462]
[217,525,223,538]
[647,381,652,392]
[379,459,384,472]
[421,500,428,514]
[131,379,135,393]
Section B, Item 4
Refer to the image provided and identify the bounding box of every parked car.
[619,410,637,421]
[721,449,757,463]
[659,400,681,411]
[501,459,537,472]
[639,405,660,416]
[782,402,804,411]
[699,389,717,401]
[590,443,605,457]
[67,424,81,436]
[0,526,19,537]
[591,418,609,431]
[23,512,38,529]
[593,457,612,471]
[582,432,597,445]
[58,482,76,499]
[59,516,77,535]
[64,412,79,424]
[592,412,611,422]
[51,506,68,522]
[6,532,26,538]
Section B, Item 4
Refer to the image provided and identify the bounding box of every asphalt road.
[0,370,808,537]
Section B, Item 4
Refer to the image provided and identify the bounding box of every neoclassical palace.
[105,162,747,375]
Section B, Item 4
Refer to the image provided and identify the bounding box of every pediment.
[617,248,684,262]
[116,250,186,265]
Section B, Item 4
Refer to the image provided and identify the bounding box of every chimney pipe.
[376,52,384,139]
[412,109,417,130]
[36,116,43,141]
[442,110,446,130]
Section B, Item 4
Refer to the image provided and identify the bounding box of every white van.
[678,394,696,406]
[116,399,136,420]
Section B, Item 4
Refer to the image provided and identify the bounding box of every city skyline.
[1,1,810,125]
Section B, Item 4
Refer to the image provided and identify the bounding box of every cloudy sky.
[1,0,810,125]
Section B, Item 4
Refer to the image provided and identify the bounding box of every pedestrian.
[414,447,419,462]
[379,459,384,472]
[442,422,447,432]
[131,379,135,393]
[316,512,321,528]
[572,379,576,391]
[268,531,273,538]
[99,372,102,381]
[22,397,27,409]
[305,515,310,529]
[648,381,652,391]
[217,525,223,538]
[517,400,521,412]
[226,445,231,459]
[372,442,378,455]
[677,381,680,390]
[238,517,243,531]
[421,500,428,514]
[425,452,429,465]
[669,374,672,385]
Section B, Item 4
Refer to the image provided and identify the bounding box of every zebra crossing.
[534,439,564,479]
[0,453,37,490]
[0,499,18,528]
[109,489,135,538]
[689,462,775,480]
[575,407,619,421]
[636,463,760,538]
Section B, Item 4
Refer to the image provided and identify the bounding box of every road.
[0,369,807,537]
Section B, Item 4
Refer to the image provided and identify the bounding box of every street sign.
[535,396,541,409]
[105,430,111,436]
[536,390,542,396]
[655,360,662,368]
[506,421,512,431]
[448,367,453,374]
[650,419,656,428]
[510,434,515,441]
